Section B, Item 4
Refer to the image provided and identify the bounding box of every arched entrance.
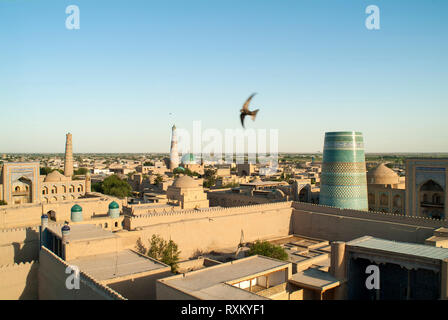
[419,180,445,219]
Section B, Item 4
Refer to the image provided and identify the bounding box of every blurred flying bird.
[240,93,259,128]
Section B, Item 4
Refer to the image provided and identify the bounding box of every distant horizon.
[2,152,448,156]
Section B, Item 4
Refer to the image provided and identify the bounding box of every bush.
[0,200,7,206]
[247,240,288,261]
[136,235,181,273]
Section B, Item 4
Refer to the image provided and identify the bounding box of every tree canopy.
[40,167,64,175]
[94,174,132,198]
[136,235,181,273]
[74,167,88,175]
[247,240,288,261]
[203,169,217,188]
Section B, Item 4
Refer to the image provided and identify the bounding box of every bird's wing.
[240,113,246,128]
[242,93,257,112]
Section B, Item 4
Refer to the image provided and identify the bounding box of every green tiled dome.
[109,201,119,209]
[71,204,82,212]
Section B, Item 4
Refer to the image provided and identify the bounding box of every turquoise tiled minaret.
[320,131,368,211]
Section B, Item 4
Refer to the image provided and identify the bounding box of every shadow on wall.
[18,262,39,300]
[12,228,39,264]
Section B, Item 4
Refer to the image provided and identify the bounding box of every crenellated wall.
[291,202,447,243]
[207,190,275,207]
[0,226,40,265]
[38,247,125,300]
[125,201,293,230]
[123,202,294,259]
[0,261,39,299]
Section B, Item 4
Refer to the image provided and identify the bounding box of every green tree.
[247,240,288,261]
[154,174,163,185]
[203,169,217,188]
[0,200,7,206]
[173,167,199,177]
[40,167,64,175]
[97,175,132,198]
[138,234,181,273]
[40,167,52,175]
[143,161,154,166]
[74,167,88,175]
[92,182,103,193]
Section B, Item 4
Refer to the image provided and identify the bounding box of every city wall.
[0,261,39,299]
[122,202,294,259]
[207,190,274,207]
[0,226,40,265]
[291,202,445,243]
[38,247,125,300]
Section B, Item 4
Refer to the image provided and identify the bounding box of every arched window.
[15,186,20,192]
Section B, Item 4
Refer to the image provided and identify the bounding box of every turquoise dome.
[109,201,119,209]
[71,204,82,212]
[181,153,198,164]
[71,204,83,222]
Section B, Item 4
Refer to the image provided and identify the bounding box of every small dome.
[181,153,198,165]
[367,163,399,185]
[44,170,68,182]
[109,201,119,209]
[71,204,82,212]
[61,225,70,232]
[172,175,199,188]
[41,214,48,219]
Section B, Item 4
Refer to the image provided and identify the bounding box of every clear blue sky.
[0,0,447,153]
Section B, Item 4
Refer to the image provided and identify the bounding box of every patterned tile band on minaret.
[64,133,73,177]
[319,131,368,211]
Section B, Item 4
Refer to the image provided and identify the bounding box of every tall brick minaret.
[169,125,179,170]
[64,133,74,177]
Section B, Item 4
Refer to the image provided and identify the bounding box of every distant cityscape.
[1,128,447,301]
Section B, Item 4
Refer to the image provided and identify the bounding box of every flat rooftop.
[289,268,341,291]
[68,249,169,281]
[160,255,289,300]
[240,181,288,187]
[47,223,118,242]
[347,236,448,261]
